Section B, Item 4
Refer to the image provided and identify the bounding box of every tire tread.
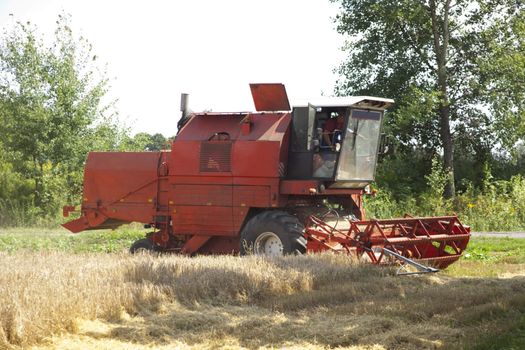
[240,210,306,255]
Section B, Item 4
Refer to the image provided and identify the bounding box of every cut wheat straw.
[1,252,524,349]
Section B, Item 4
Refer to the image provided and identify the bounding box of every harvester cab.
[287,98,392,188]
[249,83,392,188]
[63,83,470,270]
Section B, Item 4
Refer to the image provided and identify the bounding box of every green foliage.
[0,226,145,253]
[364,187,405,219]
[333,0,525,196]
[338,0,525,227]
[0,15,134,226]
[463,237,525,263]
[455,175,525,231]
[418,157,453,216]
[477,6,525,151]
[118,132,169,151]
[367,156,452,217]
[143,132,169,151]
[367,165,525,231]
[376,150,431,198]
[389,87,442,152]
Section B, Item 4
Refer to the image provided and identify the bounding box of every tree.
[132,132,168,151]
[333,0,525,197]
[147,133,169,151]
[0,15,124,217]
[114,132,169,152]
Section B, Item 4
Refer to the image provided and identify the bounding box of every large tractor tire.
[240,211,307,256]
[129,238,157,254]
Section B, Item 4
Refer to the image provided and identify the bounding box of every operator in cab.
[313,108,347,178]
[322,109,345,151]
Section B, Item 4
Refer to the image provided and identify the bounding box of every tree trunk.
[439,104,455,198]
[33,156,43,207]
[430,0,455,198]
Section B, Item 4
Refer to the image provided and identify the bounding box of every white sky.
[0,0,346,136]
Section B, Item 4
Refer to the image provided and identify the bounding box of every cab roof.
[292,96,394,110]
[249,83,394,112]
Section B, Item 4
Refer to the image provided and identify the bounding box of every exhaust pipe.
[177,93,192,133]
[180,93,190,118]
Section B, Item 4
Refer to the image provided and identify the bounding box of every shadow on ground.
[96,272,525,350]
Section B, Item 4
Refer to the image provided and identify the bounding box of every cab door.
[286,104,317,179]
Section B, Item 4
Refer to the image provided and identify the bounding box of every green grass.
[1,227,524,263]
[443,237,525,278]
[0,225,146,253]
[463,237,525,263]
[470,314,525,350]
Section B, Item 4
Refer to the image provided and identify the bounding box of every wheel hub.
[254,232,283,256]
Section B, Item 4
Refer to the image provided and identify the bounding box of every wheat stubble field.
[1,228,525,350]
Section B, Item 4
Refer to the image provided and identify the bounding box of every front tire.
[129,238,157,254]
[240,211,307,256]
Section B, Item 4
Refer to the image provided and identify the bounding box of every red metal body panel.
[172,184,232,206]
[166,112,289,239]
[176,114,243,141]
[233,186,270,207]
[181,235,211,254]
[171,184,233,235]
[232,141,281,177]
[64,152,162,232]
[280,180,321,195]
[250,83,290,111]
[83,152,160,206]
[199,236,240,254]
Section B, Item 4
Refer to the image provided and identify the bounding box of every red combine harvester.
[63,84,470,271]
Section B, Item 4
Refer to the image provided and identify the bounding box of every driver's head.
[332,108,345,121]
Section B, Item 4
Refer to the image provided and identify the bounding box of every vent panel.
[200,142,232,172]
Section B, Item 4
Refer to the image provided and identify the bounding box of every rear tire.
[240,211,307,256]
[129,238,157,254]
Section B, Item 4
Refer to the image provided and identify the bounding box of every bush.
[366,161,525,231]
[456,175,525,231]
